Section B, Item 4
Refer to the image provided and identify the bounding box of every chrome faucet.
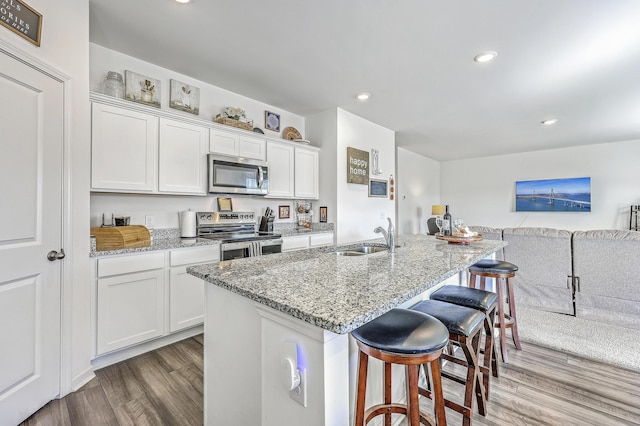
[374,217,396,253]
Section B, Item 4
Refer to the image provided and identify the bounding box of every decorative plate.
[435,233,484,245]
[253,127,264,134]
[283,126,302,141]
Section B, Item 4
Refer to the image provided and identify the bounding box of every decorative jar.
[103,71,124,99]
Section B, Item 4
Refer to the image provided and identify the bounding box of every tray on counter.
[435,232,483,245]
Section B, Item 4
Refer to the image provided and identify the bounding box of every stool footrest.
[419,387,473,419]
[364,403,435,426]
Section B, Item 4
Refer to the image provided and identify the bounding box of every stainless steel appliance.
[196,211,282,260]
[208,154,269,196]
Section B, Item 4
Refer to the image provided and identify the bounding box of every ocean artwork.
[515,177,591,212]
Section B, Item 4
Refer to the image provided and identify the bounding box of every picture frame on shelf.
[217,197,233,212]
[279,205,290,219]
[319,206,327,223]
[124,70,161,108]
[265,110,280,132]
[169,79,200,115]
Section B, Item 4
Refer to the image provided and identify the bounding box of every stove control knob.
[207,214,212,220]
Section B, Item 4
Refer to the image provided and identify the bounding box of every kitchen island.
[188,234,506,426]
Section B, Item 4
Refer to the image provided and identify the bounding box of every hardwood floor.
[20,334,640,426]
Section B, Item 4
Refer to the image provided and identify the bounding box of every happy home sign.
[0,0,42,46]
[347,147,369,184]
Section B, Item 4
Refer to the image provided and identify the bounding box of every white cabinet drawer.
[281,235,310,252]
[170,245,220,266]
[310,232,334,247]
[97,252,165,278]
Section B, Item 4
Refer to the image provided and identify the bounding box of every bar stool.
[468,259,522,363]
[352,308,449,426]
[411,300,486,426]
[429,285,499,399]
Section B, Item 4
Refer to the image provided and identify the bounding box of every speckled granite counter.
[188,234,505,334]
[90,228,219,257]
[273,222,334,237]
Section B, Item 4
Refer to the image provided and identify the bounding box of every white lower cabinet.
[168,246,219,332]
[94,245,219,357]
[282,232,334,252]
[96,253,165,354]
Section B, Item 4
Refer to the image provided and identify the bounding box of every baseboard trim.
[70,367,96,393]
[91,325,203,370]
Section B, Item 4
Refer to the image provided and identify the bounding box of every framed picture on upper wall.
[515,177,591,212]
[169,79,200,115]
[125,70,161,108]
[265,110,280,132]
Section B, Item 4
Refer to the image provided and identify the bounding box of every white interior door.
[0,50,64,425]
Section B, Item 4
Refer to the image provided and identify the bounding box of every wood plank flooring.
[20,334,640,426]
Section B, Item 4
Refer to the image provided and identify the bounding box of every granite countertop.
[274,222,335,237]
[188,234,506,334]
[90,228,219,257]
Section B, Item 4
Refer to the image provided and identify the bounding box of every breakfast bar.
[188,234,506,426]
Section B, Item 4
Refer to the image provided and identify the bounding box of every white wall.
[90,43,304,136]
[336,109,396,245]
[396,148,440,235]
[306,109,338,225]
[0,0,93,393]
[441,138,640,231]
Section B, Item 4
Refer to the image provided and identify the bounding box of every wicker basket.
[214,115,253,131]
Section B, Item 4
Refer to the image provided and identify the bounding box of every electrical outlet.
[145,215,154,228]
[290,368,307,407]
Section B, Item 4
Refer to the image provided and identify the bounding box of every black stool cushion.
[411,300,484,338]
[469,259,518,274]
[351,308,449,355]
[430,285,498,311]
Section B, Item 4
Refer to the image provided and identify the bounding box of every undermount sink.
[332,245,388,256]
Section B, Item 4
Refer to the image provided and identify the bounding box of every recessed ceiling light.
[356,92,371,101]
[175,0,191,3]
[541,118,558,125]
[474,51,497,63]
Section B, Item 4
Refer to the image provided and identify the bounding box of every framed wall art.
[169,79,200,115]
[515,177,591,212]
[265,110,280,132]
[217,197,233,212]
[279,205,290,219]
[369,179,388,198]
[125,70,161,108]
[319,206,328,223]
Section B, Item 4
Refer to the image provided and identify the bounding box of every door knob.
[47,249,66,261]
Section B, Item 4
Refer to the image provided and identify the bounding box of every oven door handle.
[261,239,283,247]
[223,241,251,251]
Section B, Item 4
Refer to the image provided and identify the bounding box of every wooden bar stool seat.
[411,300,486,426]
[352,308,449,426]
[468,259,522,363]
[430,285,499,399]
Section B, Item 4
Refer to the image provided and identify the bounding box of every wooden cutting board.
[91,225,151,251]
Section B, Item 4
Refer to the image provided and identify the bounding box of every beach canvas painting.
[516,177,591,212]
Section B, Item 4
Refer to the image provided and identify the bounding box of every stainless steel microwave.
[208,154,269,195]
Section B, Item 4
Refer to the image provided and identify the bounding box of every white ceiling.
[89,0,640,161]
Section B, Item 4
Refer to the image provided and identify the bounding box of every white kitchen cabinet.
[294,146,320,199]
[168,246,220,332]
[282,232,334,252]
[210,128,266,160]
[266,141,295,198]
[96,252,165,355]
[158,118,208,194]
[91,103,158,192]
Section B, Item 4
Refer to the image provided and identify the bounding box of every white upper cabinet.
[158,118,208,195]
[266,141,295,198]
[91,103,158,192]
[210,128,266,161]
[294,146,319,199]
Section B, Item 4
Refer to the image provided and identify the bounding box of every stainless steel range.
[196,212,282,260]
